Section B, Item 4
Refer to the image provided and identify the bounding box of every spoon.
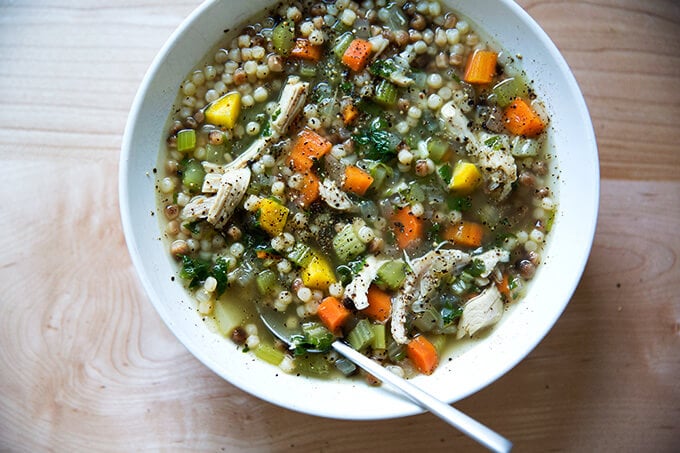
[257,304,512,453]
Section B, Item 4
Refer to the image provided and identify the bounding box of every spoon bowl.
[256,302,513,453]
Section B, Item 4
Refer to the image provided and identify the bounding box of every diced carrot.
[406,335,438,375]
[256,250,277,260]
[341,38,372,72]
[317,296,351,333]
[496,273,511,297]
[503,98,545,137]
[392,206,424,249]
[463,49,497,85]
[296,170,320,207]
[288,129,332,171]
[290,39,322,61]
[362,284,392,322]
[443,221,485,247]
[341,102,359,125]
[342,165,374,196]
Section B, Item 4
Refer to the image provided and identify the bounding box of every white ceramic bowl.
[120,0,599,419]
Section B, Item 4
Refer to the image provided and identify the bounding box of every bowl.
[120,0,599,419]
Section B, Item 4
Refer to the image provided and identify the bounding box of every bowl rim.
[119,0,600,420]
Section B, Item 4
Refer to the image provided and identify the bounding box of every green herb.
[437,164,453,185]
[212,257,230,296]
[369,59,398,79]
[467,258,486,277]
[353,129,398,162]
[183,220,201,235]
[261,120,271,137]
[446,195,472,211]
[484,135,503,150]
[179,255,211,288]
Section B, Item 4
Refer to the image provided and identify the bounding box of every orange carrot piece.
[392,206,424,249]
[496,273,511,297]
[342,165,374,196]
[288,129,332,171]
[406,335,438,375]
[296,170,320,207]
[317,296,351,333]
[341,102,359,125]
[463,49,497,85]
[503,98,545,137]
[341,39,372,72]
[363,284,392,322]
[290,39,322,61]
[443,221,485,247]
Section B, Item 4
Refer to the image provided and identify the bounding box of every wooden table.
[1,1,678,450]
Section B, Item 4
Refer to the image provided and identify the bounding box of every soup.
[156,0,555,380]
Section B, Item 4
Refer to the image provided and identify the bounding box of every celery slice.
[376,260,407,290]
[374,79,398,106]
[333,224,366,263]
[333,32,354,59]
[176,129,196,152]
[371,324,386,350]
[348,319,375,350]
[254,344,285,366]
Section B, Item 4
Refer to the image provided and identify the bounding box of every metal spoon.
[257,304,512,453]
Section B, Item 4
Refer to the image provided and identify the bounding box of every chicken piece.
[391,247,471,344]
[474,140,517,201]
[456,285,504,339]
[201,173,222,193]
[207,168,251,229]
[343,256,385,310]
[319,178,353,211]
[439,100,517,201]
[439,100,478,148]
[180,195,214,221]
[473,248,510,278]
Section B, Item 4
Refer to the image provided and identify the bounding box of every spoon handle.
[332,341,512,453]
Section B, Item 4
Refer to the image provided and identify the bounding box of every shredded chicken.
[207,168,250,229]
[344,256,385,310]
[456,285,504,338]
[319,178,353,211]
[439,100,517,201]
[391,247,471,344]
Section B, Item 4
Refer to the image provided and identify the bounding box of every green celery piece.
[376,260,407,290]
[333,32,354,59]
[427,137,449,162]
[182,158,205,193]
[272,21,295,56]
[371,324,386,350]
[176,129,196,152]
[254,344,285,365]
[256,269,277,295]
[374,79,398,106]
[347,319,374,351]
[333,224,366,263]
[491,77,528,107]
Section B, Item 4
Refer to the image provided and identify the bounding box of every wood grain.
[0,1,678,451]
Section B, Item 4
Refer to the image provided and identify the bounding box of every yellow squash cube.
[301,252,336,290]
[257,198,289,237]
[204,91,241,129]
[449,161,482,194]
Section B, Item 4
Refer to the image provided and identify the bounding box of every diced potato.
[213,298,246,336]
[449,161,482,194]
[204,91,241,129]
[257,198,289,236]
[301,252,336,290]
